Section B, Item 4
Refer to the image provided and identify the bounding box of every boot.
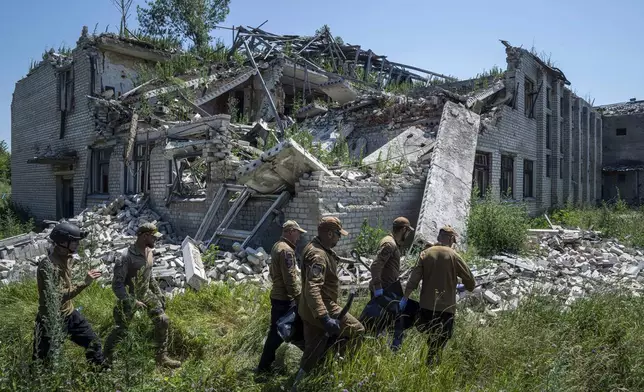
[156,352,181,368]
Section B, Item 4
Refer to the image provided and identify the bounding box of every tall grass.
[1,281,643,391]
[467,190,530,256]
[0,194,33,240]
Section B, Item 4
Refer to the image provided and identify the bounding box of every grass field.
[0,280,643,392]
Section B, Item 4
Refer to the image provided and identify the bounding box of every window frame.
[546,154,551,178]
[92,147,112,195]
[124,144,150,194]
[500,155,514,199]
[524,77,535,118]
[523,159,534,198]
[473,151,491,198]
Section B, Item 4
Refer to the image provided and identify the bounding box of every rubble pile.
[462,230,644,313]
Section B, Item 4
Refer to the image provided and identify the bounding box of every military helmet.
[49,222,87,246]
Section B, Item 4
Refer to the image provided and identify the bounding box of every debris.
[182,236,207,290]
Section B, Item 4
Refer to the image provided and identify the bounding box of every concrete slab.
[236,138,335,194]
[414,101,480,247]
[362,126,435,166]
[296,103,328,119]
[182,236,207,290]
[319,79,358,104]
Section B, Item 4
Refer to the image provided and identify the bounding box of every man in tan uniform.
[400,225,475,366]
[32,222,104,367]
[366,217,414,334]
[294,217,365,381]
[256,220,306,375]
[104,223,180,368]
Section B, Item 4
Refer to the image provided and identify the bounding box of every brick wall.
[283,169,427,256]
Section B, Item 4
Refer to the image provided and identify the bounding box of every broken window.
[473,152,491,197]
[546,154,551,178]
[59,68,74,112]
[616,128,627,136]
[546,114,551,149]
[125,144,150,194]
[500,155,514,198]
[524,77,535,118]
[559,158,564,179]
[618,173,626,183]
[523,160,534,198]
[92,147,112,194]
[546,87,551,109]
[167,156,208,200]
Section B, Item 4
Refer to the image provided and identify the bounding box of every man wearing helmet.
[103,223,181,368]
[32,222,105,367]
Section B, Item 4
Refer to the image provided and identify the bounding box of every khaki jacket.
[112,244,162,302]
[269,237,301,301]
[404,245,475,313]
[298,237,342,328]
[37,250,88,317]
[369,234,401,291]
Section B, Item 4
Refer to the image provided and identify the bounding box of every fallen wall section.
[415,101,480,247]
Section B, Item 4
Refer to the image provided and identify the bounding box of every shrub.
[467,190,530,256]
[355,219,388,256]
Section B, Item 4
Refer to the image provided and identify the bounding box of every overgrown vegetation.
[551,195,644,247]
[467,189,530,256]
[0,141,33,241]
[2,280,644,391]
[137,0,231,53]
[355,219,388,256]
[202,244,220,267]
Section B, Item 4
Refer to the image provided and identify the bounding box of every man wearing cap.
[256,220,306,376]
[366,217,414,336]
[294,216,365,381]
[400,225,476,366]
[33,222,105,367]
[103,223,181,368]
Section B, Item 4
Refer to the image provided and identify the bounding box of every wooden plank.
[241,191,290,248]
[195,185,228,241]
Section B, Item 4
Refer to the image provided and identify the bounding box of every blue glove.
[321,314,341,335]
[374,288,384,297]
[456,283,465,293]
[399,297,408,312]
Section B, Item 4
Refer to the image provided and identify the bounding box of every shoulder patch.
[282,250,295,269]
[310,263,324,278]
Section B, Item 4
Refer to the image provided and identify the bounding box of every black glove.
[321,314,341,335]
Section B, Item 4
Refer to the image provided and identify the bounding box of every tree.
[137,0,231,53]
[110,0,134,37]
[0,140,9,183]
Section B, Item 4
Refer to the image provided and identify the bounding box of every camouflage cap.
[439,225,458,237]
[283,220,307,233]
[137,222,163,238]
[393,217,414,231]
[319,216,349,236]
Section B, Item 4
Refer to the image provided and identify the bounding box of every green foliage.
[0,196,34,241]
[2,280,644,391]
[137,0,231,52]
[355,219,388,256]
[467,189,530,256]
[551,194,644,247]
[202,245,220,267]
[0,140,9,183]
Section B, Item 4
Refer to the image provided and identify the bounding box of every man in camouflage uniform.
[400,225,476,366]
[256,220,306,375]
[367,217,415,333]
[294,217,365,383]
[32,222,104,367]
[103,223,180,368]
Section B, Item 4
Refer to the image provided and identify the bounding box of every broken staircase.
[195,184,291,249]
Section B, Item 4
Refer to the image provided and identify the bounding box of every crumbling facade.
[597,99,644,203]
[11,26,607,255]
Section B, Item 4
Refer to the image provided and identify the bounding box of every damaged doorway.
[56,176,74,219]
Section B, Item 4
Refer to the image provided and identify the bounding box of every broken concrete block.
[296,102,328,119]
[182,236,207,290]
[319,79,357,104]
[414,101,480,247]
[240,264,254,275]
[362,126,435,167]
[483,290,501,305]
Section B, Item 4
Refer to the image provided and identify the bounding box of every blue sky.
[1,0,642,147]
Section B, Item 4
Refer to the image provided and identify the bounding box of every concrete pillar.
[572,98,582,205]
[582,106,590,204]
[589,112,596,204]
[596,116,603,200]
[535,71,549,211]
[562,89,573,204]
[551,81,563,207]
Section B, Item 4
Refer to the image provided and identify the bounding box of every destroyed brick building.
[10,25,617,254]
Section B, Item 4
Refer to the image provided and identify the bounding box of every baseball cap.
[319,216,349,236]
[283,220,307,233]
[137,222,163,238]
